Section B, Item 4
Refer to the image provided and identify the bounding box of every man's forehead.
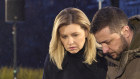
[94,27,111,43]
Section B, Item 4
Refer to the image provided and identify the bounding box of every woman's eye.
[61,36,67,39]
[73,34,78,37]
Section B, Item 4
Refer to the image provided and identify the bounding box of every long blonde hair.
[49,8,97,70]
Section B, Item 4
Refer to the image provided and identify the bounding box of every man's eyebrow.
[98,40,108,44]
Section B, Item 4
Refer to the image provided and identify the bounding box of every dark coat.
[106,15,140,79]
[43,48,107,79]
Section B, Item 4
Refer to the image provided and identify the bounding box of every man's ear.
[121,26,130,38]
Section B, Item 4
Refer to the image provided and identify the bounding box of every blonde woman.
[43,7,107,79]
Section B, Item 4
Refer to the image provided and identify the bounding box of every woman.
[43,7,107,79]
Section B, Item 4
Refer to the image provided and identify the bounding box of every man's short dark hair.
[90,6,128,34]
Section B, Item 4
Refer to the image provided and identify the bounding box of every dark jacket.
[106,15,140,79]
[43,48,107,79]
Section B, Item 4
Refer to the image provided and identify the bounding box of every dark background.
[0,0,140,68]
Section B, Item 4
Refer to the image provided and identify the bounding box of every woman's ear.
[85,30,88,38]
[121,26,130,38]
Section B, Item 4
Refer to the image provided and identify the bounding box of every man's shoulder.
[129,15,140,21]
[128,14,140,30]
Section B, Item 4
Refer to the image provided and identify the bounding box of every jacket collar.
[128,15,140,50]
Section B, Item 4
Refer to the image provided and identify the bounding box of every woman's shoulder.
[44,54,57,68]
[44,53,60,72]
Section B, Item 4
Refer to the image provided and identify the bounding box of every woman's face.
[59,24,87,54]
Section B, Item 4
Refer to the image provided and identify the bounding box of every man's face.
[95,27,128,59]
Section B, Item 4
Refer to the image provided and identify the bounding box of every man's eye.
[106,41,111,44]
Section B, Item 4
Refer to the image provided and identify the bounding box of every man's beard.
[109,35,129,60]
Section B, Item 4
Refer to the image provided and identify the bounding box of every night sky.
[1,0,139,68]
[0,0,100,68]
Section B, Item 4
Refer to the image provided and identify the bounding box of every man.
[90,6,140,79]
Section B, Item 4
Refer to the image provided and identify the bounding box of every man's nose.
[68,37,74,45]
[102,43,109,54]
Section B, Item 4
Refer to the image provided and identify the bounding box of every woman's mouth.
[69,47,76,50]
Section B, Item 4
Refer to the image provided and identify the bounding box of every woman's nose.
[68,37,74,45]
